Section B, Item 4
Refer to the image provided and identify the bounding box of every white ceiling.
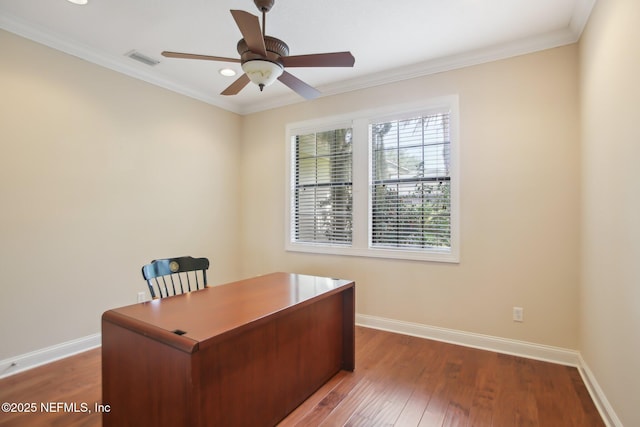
[0,0,594,115]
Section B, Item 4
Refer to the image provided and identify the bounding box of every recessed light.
[67,0,88,4]
[219,68,237,77]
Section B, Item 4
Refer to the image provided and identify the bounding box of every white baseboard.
[0,316,621,427]
[356,314,580,365]
[356,314,620,427]
[577,354,623,427]
[0,334,101,379]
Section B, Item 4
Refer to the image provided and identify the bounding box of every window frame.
[285,96,460,263]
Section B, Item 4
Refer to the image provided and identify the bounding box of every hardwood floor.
[0,348,101,427]
[0,326,604,426]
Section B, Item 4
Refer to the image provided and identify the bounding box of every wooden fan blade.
[162,51,240,63]
[278,71,321,100]
[230,10,267,57]
[221,74,250,96]
[281,52,355,68]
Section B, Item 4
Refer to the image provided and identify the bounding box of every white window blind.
[286,96,459,262]
[370,112,452,251]
[293,128,353,245]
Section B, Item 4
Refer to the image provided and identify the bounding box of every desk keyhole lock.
[172,329,187,336]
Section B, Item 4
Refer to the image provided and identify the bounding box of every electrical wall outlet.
[137,292,146,303]
[513,306,524,322]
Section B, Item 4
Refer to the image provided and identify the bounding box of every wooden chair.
[141,256,210,299]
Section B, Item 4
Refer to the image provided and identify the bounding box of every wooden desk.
[102,272,355,427]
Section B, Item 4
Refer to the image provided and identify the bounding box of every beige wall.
[240,45,581,349]
[3,4,637,421]
[0,30,243,360]
[580,0,640,425]
[0,16,588,374]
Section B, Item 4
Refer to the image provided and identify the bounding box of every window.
[286,97,459,262]
[370,113,451,251]
[293,128,353,245]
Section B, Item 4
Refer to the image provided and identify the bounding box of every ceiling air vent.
[126,50,160,66]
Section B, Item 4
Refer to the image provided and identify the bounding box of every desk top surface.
[102,272,354,352]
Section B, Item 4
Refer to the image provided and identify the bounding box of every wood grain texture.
[0,327,604,427]
[102,273,354,427]
[0,349,101,427]
[103,272,353,346]
[277,327,604,427]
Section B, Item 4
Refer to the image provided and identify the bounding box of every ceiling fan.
[161,0,355,100]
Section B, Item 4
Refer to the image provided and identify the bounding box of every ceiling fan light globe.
[242,60,283,89]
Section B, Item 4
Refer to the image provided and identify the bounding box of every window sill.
[285,242,459,263]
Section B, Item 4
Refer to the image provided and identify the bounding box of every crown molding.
[237,22,588,115]
[0,11,244,114]
[2,0,595,116]
[570,0,597,36]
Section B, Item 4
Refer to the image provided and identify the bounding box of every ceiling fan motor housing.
[237,36,289,91]
[237,36,289,65]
